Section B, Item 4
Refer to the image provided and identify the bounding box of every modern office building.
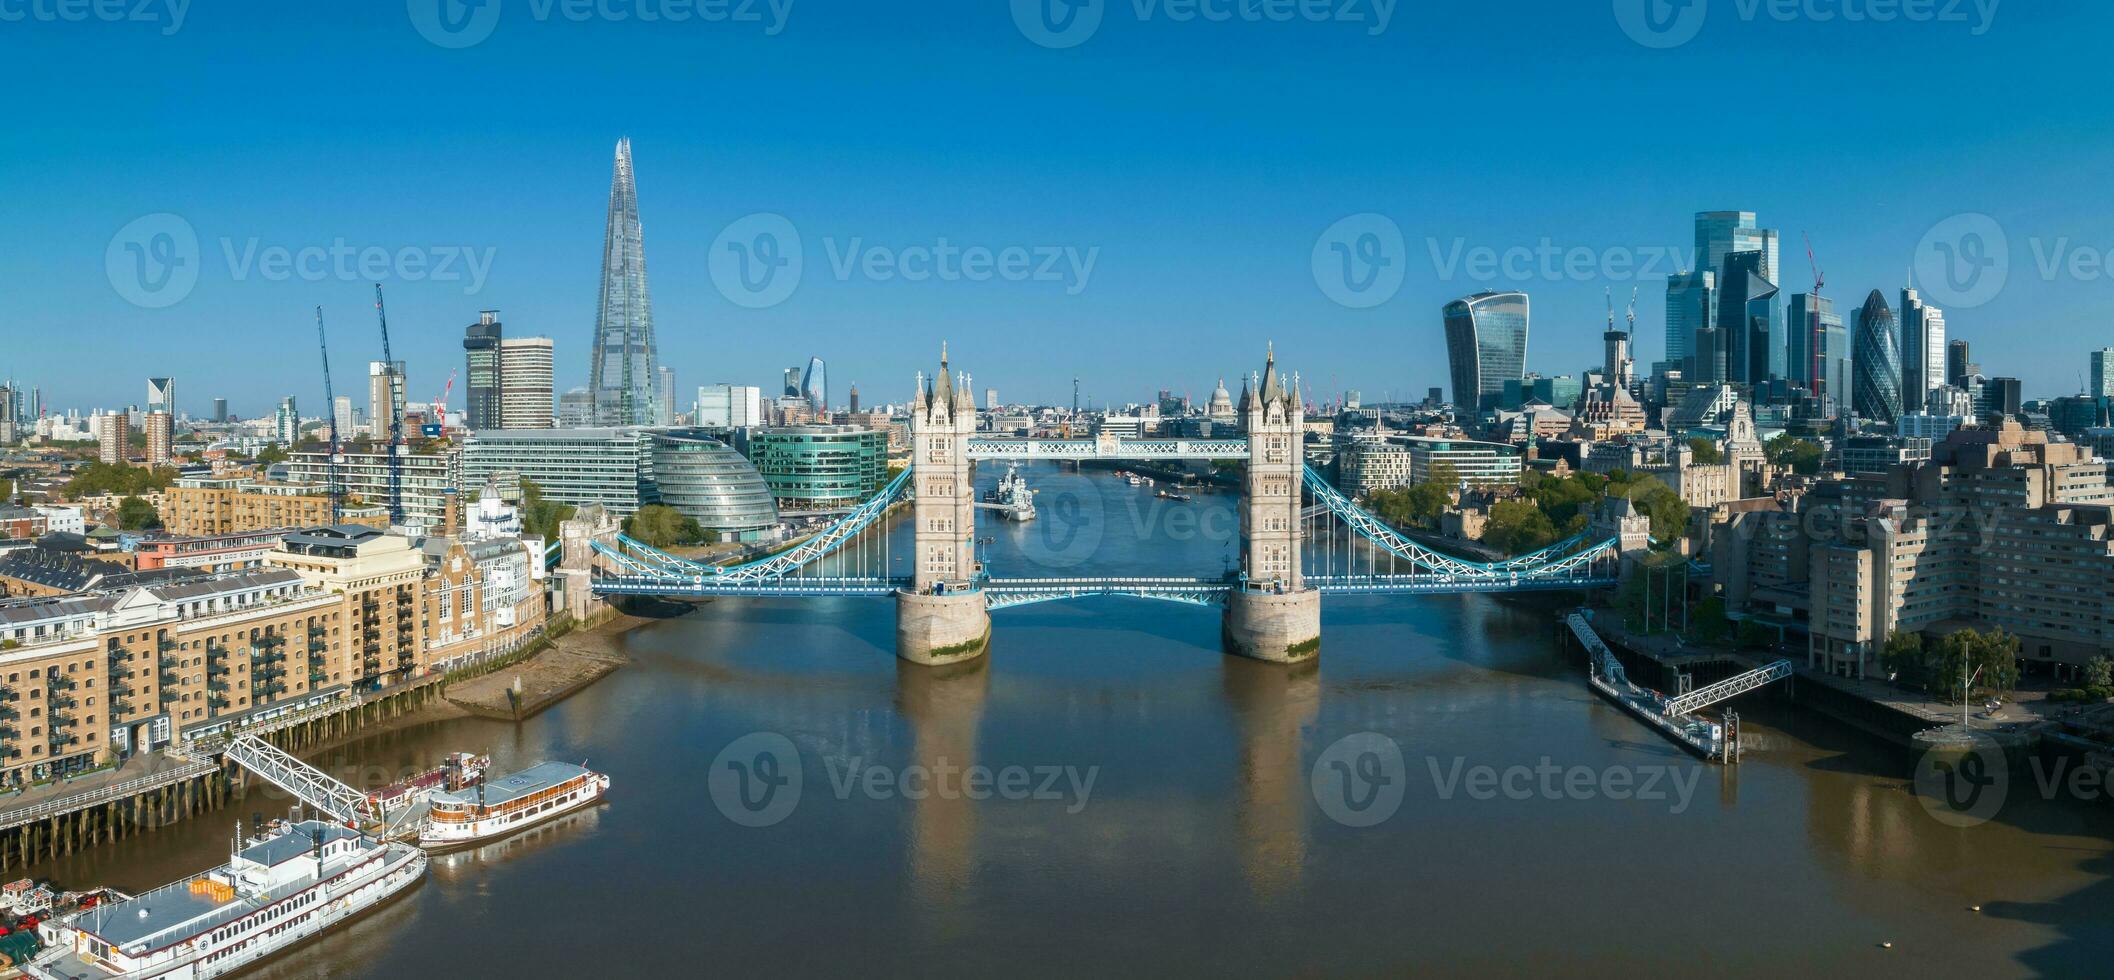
[744,426,889,511]
[783,367,803,398]
[1442,291,1529,412]
[1851,290,1904,424]
[657,366,677,426]
[1718,251,1780,385]
[285,447,459,530]
[1397,436,1523,487]
[331,396,356,442]
[146,377,175,417]
[1693,211,1778,286]
[696,384,765,429]
[801,357,828,415]
[2093,348,2114,399]
[1787,293,1846,408]
[460,427,661,516]
[463,311,504,430]
[1948,339,1974,389]
[1982,377,2024,417]
[649,434,780,541]
[499,337,556,429]
[588,137,660,426]
[274,397,299,446]
[1900,287,1947,409]
[367,360,406,440]
[212,398,228,424]
[558,387,594,428]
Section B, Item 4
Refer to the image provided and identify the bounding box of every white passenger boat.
[418,762,610,850]
[23,821,425,979]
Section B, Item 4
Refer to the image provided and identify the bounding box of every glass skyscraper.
[589,137,660,426]
[1694,211,1778,286]
[1852,290,1904,424]
[1664,270,1713,370]
[1900,286,1947,411]
[1788,293,1847,414]
[463,311,503,429]
[1717,251,1780,385]
[1442,291,1529,411]
[802,356,827,415]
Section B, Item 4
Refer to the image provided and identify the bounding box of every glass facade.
[589,138,659,426]
[464,312,503,430]
[1852,290,1904,424]
[651,435,779,541]
[1442,291,1529,411]
[1787,293,1848,414]
[461,427,661,516]
[1717,251,1780,385]
[1664,269,1713,368]
[744,426,889,510]
[1899,287,1946,410]
[802,357,827,415]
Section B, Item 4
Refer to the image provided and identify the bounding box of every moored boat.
[418,762,610,851]
[22,821,425,979]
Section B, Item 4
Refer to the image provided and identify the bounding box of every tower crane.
[1804,232,1826,404]
[373,284,404,526]
[431,370,456,437]
[315,306,343,524]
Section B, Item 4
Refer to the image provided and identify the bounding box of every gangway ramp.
[1663,659,1793,717]
[221,734,374,829]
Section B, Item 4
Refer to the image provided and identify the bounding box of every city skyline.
[10,3,2114,414]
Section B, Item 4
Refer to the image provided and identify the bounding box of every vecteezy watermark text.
[408,0,791,49]
[0,0,188,35]
[826,756,1099,814]
[1311,732,1705,827]
[1012,0,1395,49]
[706,731,1099,827]
[1614,0,1998,49]
[1426,237,1695,284]
[106,214,498,308]
[708,212,1098,308]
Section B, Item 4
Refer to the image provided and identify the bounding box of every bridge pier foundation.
[896,590,992,666]
[1222,588,1321,664]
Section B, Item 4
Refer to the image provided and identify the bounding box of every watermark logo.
[709,731,803,827]
[1311,731,1406,827]
[710,212,805,309]
[824,756,1099,812]
[1425,236,1694,285]
[408,0,504,48]
[0,0,188,35]
[105,213,200,309]
[1617,0,1998,48]
[1022,477,1109,570]
[1011,0,1104,48]
[409,0,792,48]
[1915,212,2009,309]
[1312,213,1404,309]
[1913,736,2008,828]
[1613,0,1707,48]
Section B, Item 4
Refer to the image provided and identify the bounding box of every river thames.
[27,465,2114,977]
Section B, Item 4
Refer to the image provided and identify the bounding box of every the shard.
[589,137,660,425]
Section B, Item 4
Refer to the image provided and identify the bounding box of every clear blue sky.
[3,0,2109,418]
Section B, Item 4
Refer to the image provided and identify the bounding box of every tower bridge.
[578,347,1636,666]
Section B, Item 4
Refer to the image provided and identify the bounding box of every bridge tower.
[898,345,993,665]
[1223,347,1322,663]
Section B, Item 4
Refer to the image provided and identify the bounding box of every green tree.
[625,505,703,548]
[1765,433,1825,475]
[1483,499,1558,555]
[116,495,160,530]
[1687,437,1723,465]
[64,461,176,498]
[519,478,576,540]
[1930,628,2021,701]
[1424,460,1461,490]
[1880,630,1928,687]
[253,445,290,466]
[2085,656,2114,690]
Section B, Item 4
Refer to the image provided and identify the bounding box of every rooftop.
[432,761,592,809]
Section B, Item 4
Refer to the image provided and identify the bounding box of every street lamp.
[1964,663,1985,730]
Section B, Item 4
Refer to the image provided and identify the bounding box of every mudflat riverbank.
[445,604,688,720]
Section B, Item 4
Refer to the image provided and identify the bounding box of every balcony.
[48,675,77,692]
[206,660,231,678]
[108,677,136,697]
[111,696,136,714]
[255,680,287,698]
[207,693,230,711]
[160,669,181,688]
[49,710,76,728]
[159,654,180,671]
[253,663,287,681]
[48,692,78,710]
[0,704,15,722]
[48,733,79,750]
[206,678,230,693]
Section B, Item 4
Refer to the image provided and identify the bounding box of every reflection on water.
[19,465,2114,976]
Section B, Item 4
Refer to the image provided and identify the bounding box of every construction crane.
[1804,232,1826,404]
[314,306,343,524]
[373,284,404,526]
[431,370,456,437]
